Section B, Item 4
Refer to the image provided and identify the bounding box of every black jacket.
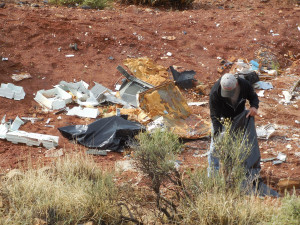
[209,77,259,136]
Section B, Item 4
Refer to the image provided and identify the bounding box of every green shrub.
[212,119,252,192]
[49,0,111,9]
[0,154,120,224]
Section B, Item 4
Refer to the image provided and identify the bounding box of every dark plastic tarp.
[169,66,196,89]
[211,110,279,197]
[58,116,145,151]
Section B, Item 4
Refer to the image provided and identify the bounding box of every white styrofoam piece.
[6,130,59,149]
[66,106,99,118]
[10,116,25,131]
[34,87,72,110]
[0,124,9,139]
[0,83,26,100]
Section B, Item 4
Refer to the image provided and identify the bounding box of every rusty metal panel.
[139,81,191,119]
[139,82,211,139]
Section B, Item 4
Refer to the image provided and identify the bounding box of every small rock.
[0,3,5,8]
[31,4,39,7]
[81,5,91,10]
[108,56,114,60]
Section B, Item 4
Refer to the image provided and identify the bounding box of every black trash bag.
[169,66,197,89]
[230,111,279,197]
[58,116,145,151]
[237,71,259,85]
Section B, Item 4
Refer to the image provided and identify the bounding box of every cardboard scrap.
[11,73,32,81]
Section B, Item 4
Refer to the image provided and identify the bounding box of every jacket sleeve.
[245,81,259,109]
[209,92,223,137]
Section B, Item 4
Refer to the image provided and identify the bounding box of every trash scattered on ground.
[11,73,32,82]
[66,106,99,118]
[6,131,59,149]
[162,36,176,40]
[257,90,265,97]
[256,124,276,139]
[169,66,197,89]
[0,83,26,100]
[261,152,287,165]
[21,117,43,124]
[34,87,72,110]
[281,90,292,104]
[69,43,78,51]
[187,102,208,106]
[58,116,145,151]
[253,81,273,90]
[65,54,74,57]
[45,148,64,157]
[2,57,8,61]
[86,149,108,156]
[10,116,25,131]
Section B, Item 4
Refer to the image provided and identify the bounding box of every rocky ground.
[0,0,299,194]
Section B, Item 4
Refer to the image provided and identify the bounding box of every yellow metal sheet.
[139,82,191,119]
[123,57,169,86]
[139,82,211,139]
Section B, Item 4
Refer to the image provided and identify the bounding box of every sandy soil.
[0,0,299,194]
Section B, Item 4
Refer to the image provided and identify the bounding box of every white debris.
[34,87,72,110]
[147,116,166,132]
[256,124,276,139]
[6,131,59,149]
[277,152,286,162]
[257,90,265,97]
[253,81,273,90]
[0,83,26,100]
[2,57,8,61]
[10,116,24,132]
[282,91,292,104]
[286,144,292,150]
[188,102,208,106]
[65,54,74,57]
[166,52,172,56]
[66,106,99,118]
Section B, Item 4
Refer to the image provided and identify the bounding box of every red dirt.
[0,0,299,194]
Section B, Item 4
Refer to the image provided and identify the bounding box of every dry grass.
[0,154,120,224]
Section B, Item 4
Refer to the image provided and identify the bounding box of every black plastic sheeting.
[58,116,145,151]
[169,66,197,89]
[215,111,279,197]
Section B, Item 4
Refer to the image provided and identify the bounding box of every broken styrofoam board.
[10,116,24,131]
[0,124,9,139]
[0,83,26,100]
[66,106,99,118]
[187,102,208,106]
[34,87,72,110]
[6,130,59,149]
[58,80,89,98]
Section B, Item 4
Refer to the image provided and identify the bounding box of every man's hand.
[246,107,258,118]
